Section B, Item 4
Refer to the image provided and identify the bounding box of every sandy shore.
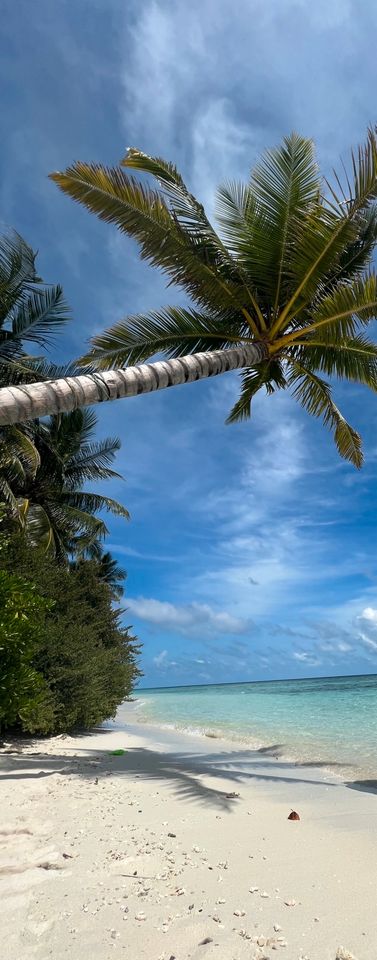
[1,702,377,960]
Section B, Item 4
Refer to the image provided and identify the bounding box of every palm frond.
[0,230,37,325]
[276,129,377,331]
[64,438,123,485]
[251,133,321,313]
[288,360,363,466]
[61,490,130,519]
[292,272,377,342]
[50,163,259,318]
[44,499,109,537]
[81,305,246,369]
[323,205,377,288]
[226,360,287,423]
[293,334,377,387]
[11,285,70,344]
[0,475,21,514]
[22,502,56,553]
[122,147,262,329]
[4,426,40,476]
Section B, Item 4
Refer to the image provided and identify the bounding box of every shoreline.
[1,705,377,959]
[125,698,375,786]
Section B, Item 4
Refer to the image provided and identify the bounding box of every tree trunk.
[0,342,268,426]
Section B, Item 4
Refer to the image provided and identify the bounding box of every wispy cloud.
[127,597,251,637]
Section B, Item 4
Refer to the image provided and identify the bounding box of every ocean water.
[132,674,377,780]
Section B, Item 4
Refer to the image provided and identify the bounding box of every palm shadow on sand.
[0,739,354,810]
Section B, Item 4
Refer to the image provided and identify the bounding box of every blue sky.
[3,0,377,686]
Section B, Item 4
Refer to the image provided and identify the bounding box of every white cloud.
[153,649,168,667]
[359,607,377,622]
[292,651,322,667]
[359,633,377,652]
[127,597,251,636]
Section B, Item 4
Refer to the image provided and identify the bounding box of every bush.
[0,569,55,733]
[0,540,141,734]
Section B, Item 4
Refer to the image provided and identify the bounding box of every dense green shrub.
[0,568,55,733]
[0,539,141,734]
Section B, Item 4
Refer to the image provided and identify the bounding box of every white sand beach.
[1,703,377,960]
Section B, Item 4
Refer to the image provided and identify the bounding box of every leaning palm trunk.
[0,343,267,426]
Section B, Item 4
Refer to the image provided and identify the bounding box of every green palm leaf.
[61,491,130,519]
[292,273,377,341]
[64,439,122,486]
[276,128,377,331]
[295,334,377,386]
[0,230,37,324]
[251,133,321,312]
[81,306,246,369]
[288,361,363,467]
[50,164,260,320]
[226,360,287,424]
[11,285,70,344]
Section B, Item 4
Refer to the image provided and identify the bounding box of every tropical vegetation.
[14,127,371,468]
[0,231,141,734]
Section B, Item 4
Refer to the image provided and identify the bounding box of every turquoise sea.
[132,674,377,780]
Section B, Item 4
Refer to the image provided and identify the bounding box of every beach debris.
[284,899,296,907]
[273,923,282,932]
[287,810,300,820]
[216,898,226,904]
[168,832,176,838]
[233,909,246,917]
[62,852,74,859]
[260,891,270,898]
[188,903,194,911]
[212,914,221,923]
[110,930,120,939]
[135,912,146,921]
[335,951,357,960]
[199,937,213,945]
[109,749,127,756]
[225,791,240,799]
[249,886,259,893]
[192,845,200,852]
[175,887,185,896]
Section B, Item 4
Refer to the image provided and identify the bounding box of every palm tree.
[0,227,71,382]
[72,549,126,600]
[8,407,129,560]
[0,227,71,519]
[2,131,377,465]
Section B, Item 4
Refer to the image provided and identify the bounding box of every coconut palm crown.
[8,129,377,467]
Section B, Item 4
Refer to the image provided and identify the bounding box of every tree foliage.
[51,129,377,466]
[0,538,141,734]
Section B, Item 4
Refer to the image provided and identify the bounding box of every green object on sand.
[109,749,127,756]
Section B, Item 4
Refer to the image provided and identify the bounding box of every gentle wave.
[125,674,377,781]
